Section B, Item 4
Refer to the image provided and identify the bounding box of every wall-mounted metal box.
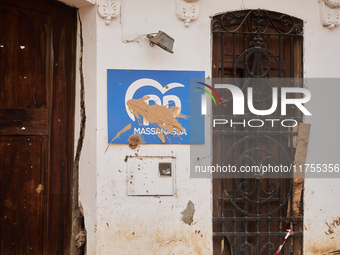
[127,156,175,196]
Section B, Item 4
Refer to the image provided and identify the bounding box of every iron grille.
[212,9,304,255]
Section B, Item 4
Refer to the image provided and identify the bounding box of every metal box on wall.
[127,156,175,196]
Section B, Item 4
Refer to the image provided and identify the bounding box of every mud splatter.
[127,96,186,140]
[293,123,311,175]
[157,132,165,144]
[155,128,165,144]
[328,250,340,254]
[111,123,131,143]
[35,184,44,194]
[105,123,132,152]
[75,230,86,248]
[181,200,195,225]
[128,135,141,150]
[289,123,311,217]
[307,243,340,255]
[172,106,187,119]
[325,216,340,236]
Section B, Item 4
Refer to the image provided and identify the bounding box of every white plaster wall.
[95,1,212,254]
[67,0,340,254]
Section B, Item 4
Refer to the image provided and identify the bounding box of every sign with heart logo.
[107,69,205,144]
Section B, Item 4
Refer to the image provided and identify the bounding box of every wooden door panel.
[46,3,77,254]
[0,1,76,254]
[0,109,49,135]
[0,136,47,255]
[0,3,51,109]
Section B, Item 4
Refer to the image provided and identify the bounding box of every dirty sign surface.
[107,69,205,144]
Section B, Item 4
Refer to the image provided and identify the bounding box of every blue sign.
[107,69,204,144]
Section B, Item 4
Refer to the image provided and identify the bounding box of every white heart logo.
[125,78,185,125]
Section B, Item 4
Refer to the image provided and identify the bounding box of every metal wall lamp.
[147,31,174,54]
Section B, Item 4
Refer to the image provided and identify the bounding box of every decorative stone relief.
[319,0,340,28]
[97,0,120,25]
[176,0,200,27]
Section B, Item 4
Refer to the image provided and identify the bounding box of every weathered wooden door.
[0,0,76,254]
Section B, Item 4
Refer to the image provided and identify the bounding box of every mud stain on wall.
[289,123,311,217]
[128,135,141,150]
[127,96,186,143]
[293,123,311,174]
[305,215,340,254]
[325,216,340,237]
[307,244,340,255]
[97,216,212,255]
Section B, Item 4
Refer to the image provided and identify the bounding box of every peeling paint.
[181,200,195,225]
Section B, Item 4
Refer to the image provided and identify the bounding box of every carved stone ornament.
[319,0,340,28]
[97,0,120,25]
[176,0,200,27]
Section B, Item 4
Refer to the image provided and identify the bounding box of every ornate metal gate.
[211,10,304,255]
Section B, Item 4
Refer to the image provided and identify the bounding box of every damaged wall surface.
[304,80,340,254]
[57,0,340,254]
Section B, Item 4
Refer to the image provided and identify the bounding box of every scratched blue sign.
[107,69,204,144]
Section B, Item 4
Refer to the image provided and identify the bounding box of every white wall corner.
[97,0,120,25]
[176,0,200,27]
[319,0,340,28]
